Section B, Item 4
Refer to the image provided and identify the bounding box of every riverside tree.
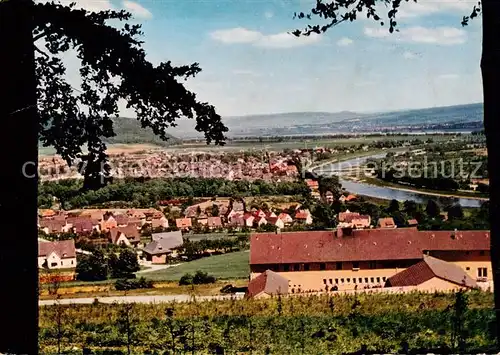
[0,0,227,353]
[291,0,500,345]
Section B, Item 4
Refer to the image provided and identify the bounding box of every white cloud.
[403,51,416,59]
[210,27,321,48]
[398,0,472,18]
[210,27,263,44]
[264,11,274,19]
[122,0,152,19]
[364,26,467,45]
[337,37,353,46]
[258,32,321,48]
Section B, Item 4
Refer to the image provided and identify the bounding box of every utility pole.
[0,0,39,353]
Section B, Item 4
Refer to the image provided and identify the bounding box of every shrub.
[193,270,216,285]
[179,273,194,286]
[114,277,153,291]
[179,270,216,286]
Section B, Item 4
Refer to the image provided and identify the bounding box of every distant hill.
[104,117,181,146]
[164,103,483,138]
[39,103,485,154]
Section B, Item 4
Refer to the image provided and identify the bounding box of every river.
[313,154,486,208]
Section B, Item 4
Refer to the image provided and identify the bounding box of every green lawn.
[144,250,250,281]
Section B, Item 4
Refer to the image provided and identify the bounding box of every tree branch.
[34,45,49,59]
[33,31,47,42]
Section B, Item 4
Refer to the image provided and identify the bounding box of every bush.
[179,273,194,286]
[179,270,216,286]
[114,277,153,291]
[193,270,216,284]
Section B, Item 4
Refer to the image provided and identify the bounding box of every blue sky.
[58,0,482,117]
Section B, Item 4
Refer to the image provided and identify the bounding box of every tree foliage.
[33,2,228,189]
[291,0,480,38]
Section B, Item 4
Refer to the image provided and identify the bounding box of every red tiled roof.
[295,212,309,219]
[419,230,490,251]
[408,219,419,225]
[114,214,129,225]
[387,255,477,288]
[207,217,222,227]
[250,229,490,265]
[39,219,66,232]
[267,217,279,224]
[38,240,76,258]
[119,225,141,242]
[338,212,361,223]
[176,218,192,228]
[378,217,396,228]
[277,213,291,221]
[246,270,289,298]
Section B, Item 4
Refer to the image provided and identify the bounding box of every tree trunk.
[0,0,39,353]
[481,0,500,347]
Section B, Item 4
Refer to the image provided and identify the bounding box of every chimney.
[451,228,458,239]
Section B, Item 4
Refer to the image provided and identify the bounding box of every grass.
[144,250,250,281]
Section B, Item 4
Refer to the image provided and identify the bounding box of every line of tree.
[176,236,248,261]
[38,177,310,209]
[309,196,489,231]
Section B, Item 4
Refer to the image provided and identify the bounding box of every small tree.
[212,204,220,217]
[111,248,140,279]
[447,204,465,220]
[387,199,400,213]
[76,250,108,281]
[426,199,441,219]
[451,290,469,352]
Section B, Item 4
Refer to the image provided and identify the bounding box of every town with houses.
[32,128,495,353]
[38,171,493,300]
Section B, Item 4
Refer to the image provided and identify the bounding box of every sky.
[53,0,483,117]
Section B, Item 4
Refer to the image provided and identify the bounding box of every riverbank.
[351,175,489,202]
[313,151,487,207]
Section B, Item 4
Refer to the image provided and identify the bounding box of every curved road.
[39,293,245,306]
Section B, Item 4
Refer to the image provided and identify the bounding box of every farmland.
[39,290,495,354]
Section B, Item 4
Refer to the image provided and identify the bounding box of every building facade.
[249,228,491,293]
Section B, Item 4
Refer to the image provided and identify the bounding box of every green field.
[145,250,250,281]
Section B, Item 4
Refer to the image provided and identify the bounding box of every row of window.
[281,261,378,272]
[323,276,387,285]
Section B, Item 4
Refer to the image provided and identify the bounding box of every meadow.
[144,250,250,282]
[39,290,496,354]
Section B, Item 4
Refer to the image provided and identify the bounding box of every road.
[39,293,244,306]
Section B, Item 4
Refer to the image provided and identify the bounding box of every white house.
[38,240,77,270]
